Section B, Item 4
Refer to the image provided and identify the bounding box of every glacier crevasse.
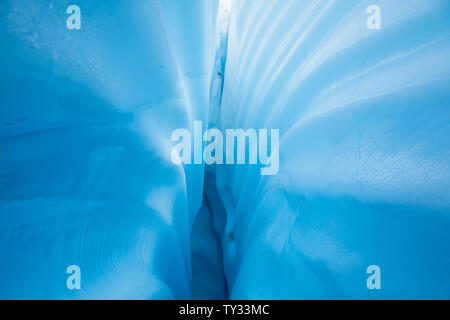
[0,0,450,299]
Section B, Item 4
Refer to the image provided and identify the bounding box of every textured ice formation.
[0,0,449,300]
[216,0,450,299]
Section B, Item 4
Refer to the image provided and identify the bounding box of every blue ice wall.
[0,0,218,299]
[217,0,450,299]
[1,0,449,300]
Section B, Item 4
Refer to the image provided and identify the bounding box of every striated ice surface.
[217,0,450,299]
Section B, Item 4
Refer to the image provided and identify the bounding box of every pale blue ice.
[0,0,449,299]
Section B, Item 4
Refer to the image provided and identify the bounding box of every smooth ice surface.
[0,0,218,299]
[1,0,450,300]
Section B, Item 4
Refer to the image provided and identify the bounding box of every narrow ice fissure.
[190,0,232,300]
